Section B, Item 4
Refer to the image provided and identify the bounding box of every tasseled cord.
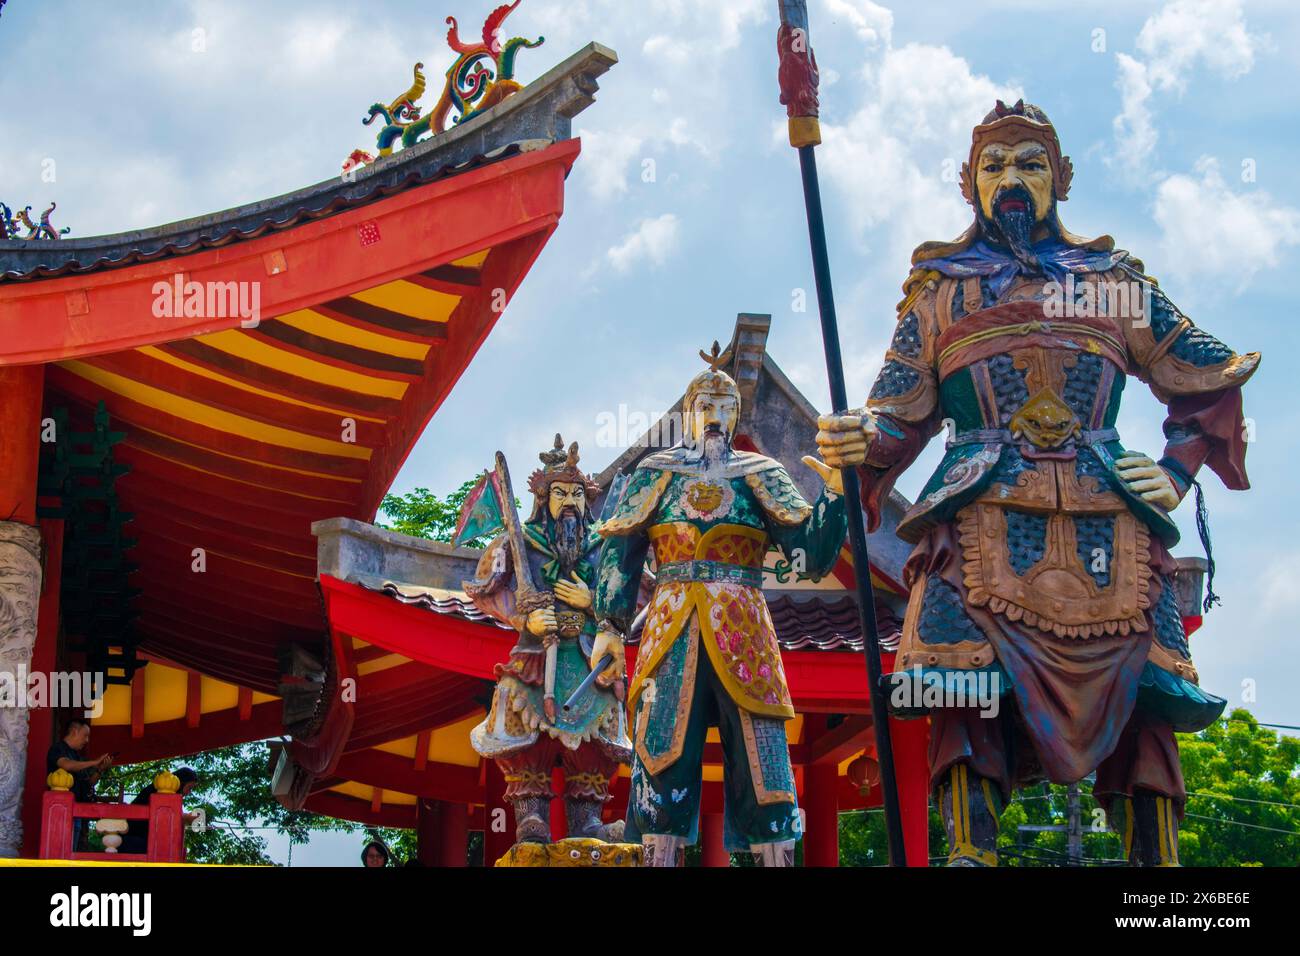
[1192,478,1220,613]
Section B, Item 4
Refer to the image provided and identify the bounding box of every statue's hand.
[816,410,877,469]
[553,572,592,610]
[1115,454,1181,511]
[526,606,557,637]
[589,626,626,690]
[801,455,844,496]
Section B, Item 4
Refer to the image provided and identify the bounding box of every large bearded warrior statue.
[467,438,632,847]
[591,346,849,866]
[817,101,1258,866]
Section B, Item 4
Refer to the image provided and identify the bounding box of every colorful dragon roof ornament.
[346,1,544,172]
[1,202,70,240]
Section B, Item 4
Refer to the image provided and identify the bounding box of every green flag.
[453,470,505,546]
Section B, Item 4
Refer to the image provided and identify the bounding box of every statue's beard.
[700,429,730,465]
[552,510,585,574]
[981,186,1049,273]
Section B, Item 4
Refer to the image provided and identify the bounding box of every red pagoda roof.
[0,44,618,693]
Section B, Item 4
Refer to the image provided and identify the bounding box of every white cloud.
[767,7,1022,413]
[575,118,709,200]
[664,117,708,155]
[1112,52,1157,177]
[146,2,412,89]
[817,36,1020,264]
[1154,157,1300,286]
[568,1,765,200]
[642,34,690,65]
[283,18,351,74]
[823,0,893,49]
[577,128,648,200]
[606,213,681,272]
[1110,0,1262,178]
[710,0,770,50]
[1136,0,1257,91]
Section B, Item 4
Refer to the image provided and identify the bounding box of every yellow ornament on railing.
[154,770,181,794]
[47,768,74,791]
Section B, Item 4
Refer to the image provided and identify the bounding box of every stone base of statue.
[494,837,642,867]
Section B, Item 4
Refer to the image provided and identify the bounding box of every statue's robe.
[595,447,847,847]
[858,231,1257,807]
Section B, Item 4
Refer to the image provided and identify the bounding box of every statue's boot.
[751,840,796,867]
[513,796,552,844]
[1113,791,1181,866]
[564,797,624,842]
[938,763,1001,867]
[641,834,686,867]
[499,753,556,845]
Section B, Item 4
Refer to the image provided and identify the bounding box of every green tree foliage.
[835,709,1299,866]
[378,477,506,546]
[838,806,946,866]
[1176,708,1300,866]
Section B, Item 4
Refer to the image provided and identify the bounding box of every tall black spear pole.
[774,0,906,865]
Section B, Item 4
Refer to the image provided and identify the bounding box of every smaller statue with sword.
[459,436,632,851]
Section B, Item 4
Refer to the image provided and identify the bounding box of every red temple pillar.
[700,812,729,867]
[482,760,514,866]
[0,364,45,858]
[438,800,469,867]
[416,799,440,866]
[0,365,43,525]
[889,715,932,867]
[804,762,840,866]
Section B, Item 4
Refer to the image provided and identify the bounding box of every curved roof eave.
[0,42,617,283]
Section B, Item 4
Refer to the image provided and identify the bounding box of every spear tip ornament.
[776,0,821,147]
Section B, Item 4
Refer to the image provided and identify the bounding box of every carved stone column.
[0,522,43,857]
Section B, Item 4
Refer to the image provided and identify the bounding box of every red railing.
[39,790,186,863]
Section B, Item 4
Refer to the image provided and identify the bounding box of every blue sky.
[4,0,1299,864]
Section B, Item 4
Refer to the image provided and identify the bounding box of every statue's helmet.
[683,342,742,444]
[526,434,600,522]
[959,99,1074,209]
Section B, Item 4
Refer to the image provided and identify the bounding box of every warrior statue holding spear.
[816,99,1258,866]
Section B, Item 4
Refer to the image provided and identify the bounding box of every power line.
[1189,791,1300,811]
[1221,717,1300,732]
[1183,812,1300,837]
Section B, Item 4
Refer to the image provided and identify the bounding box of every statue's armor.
[596,449,847,852]
[859,257,1258,798]
[467,522,632,846]
[469,527,630,761]
[852,98,1257,866]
